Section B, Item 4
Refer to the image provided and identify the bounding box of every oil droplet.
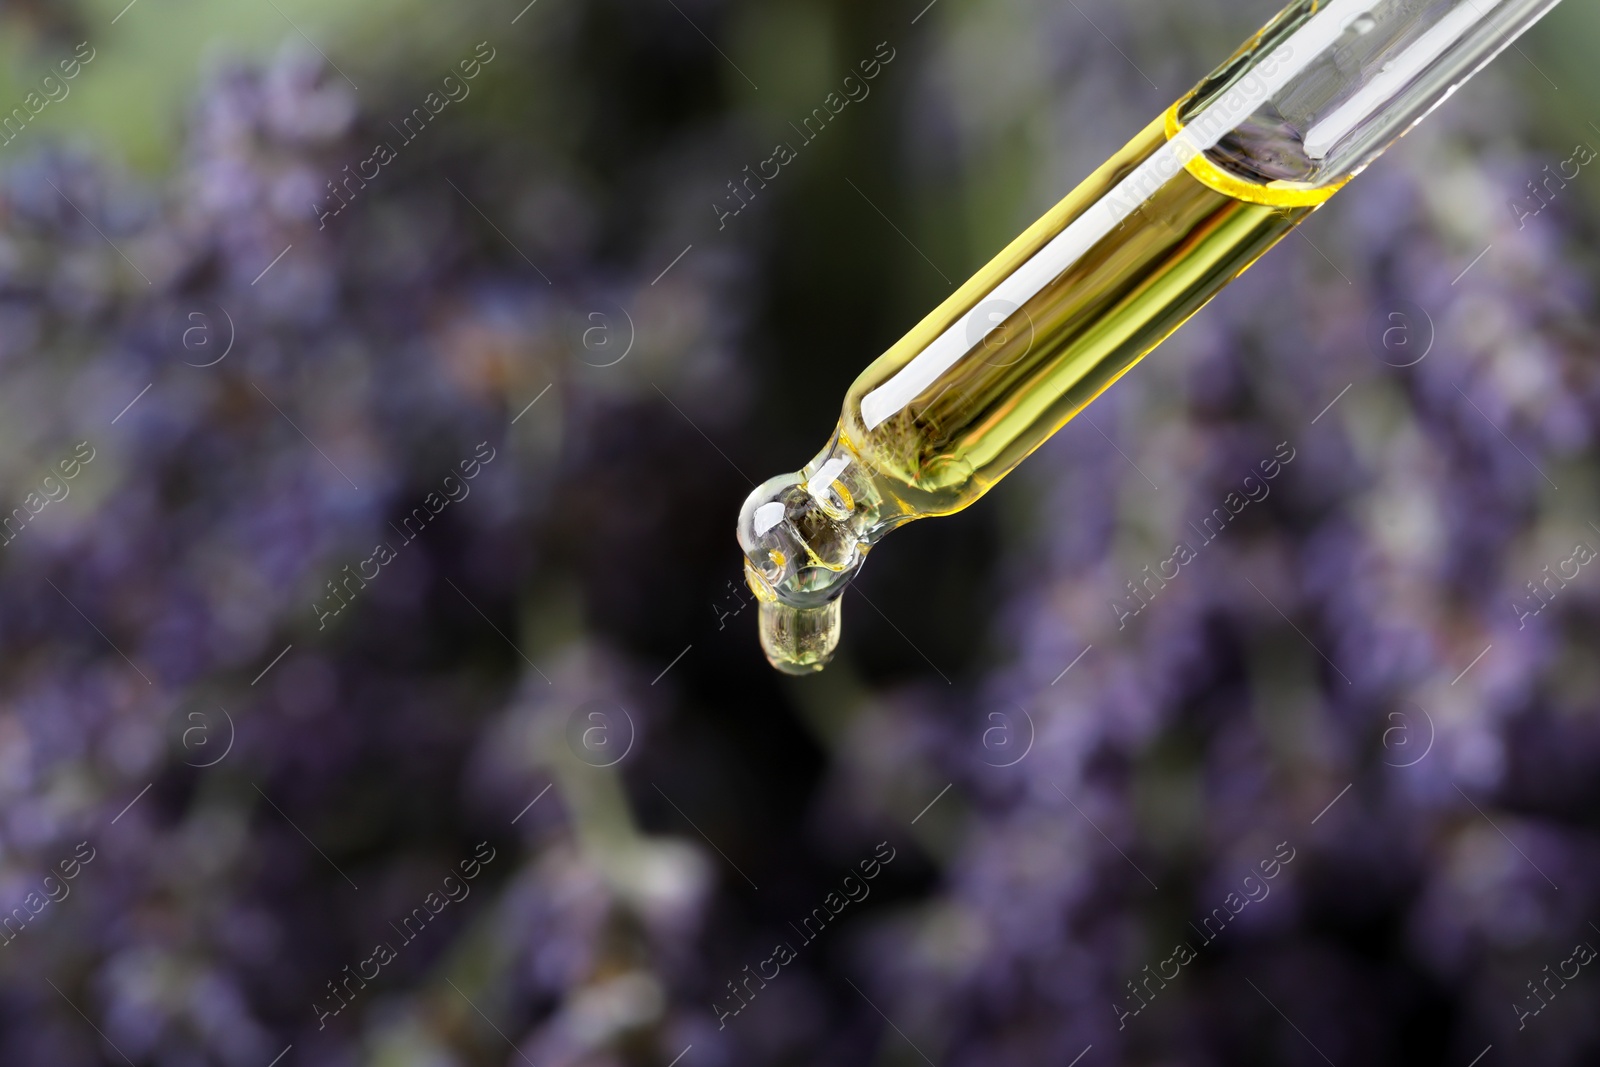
[757,599,841,675]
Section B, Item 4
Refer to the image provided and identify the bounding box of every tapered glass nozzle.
[737,429,898,674]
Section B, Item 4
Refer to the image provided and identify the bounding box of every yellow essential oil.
[840,109,1333,520]
[742,105,1335,674]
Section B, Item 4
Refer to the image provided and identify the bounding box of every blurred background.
[0,0,1598,1063]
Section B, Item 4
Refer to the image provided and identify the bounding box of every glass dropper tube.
[738,0,1567,675]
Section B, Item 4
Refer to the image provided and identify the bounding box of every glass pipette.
[738,0,1568,674]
